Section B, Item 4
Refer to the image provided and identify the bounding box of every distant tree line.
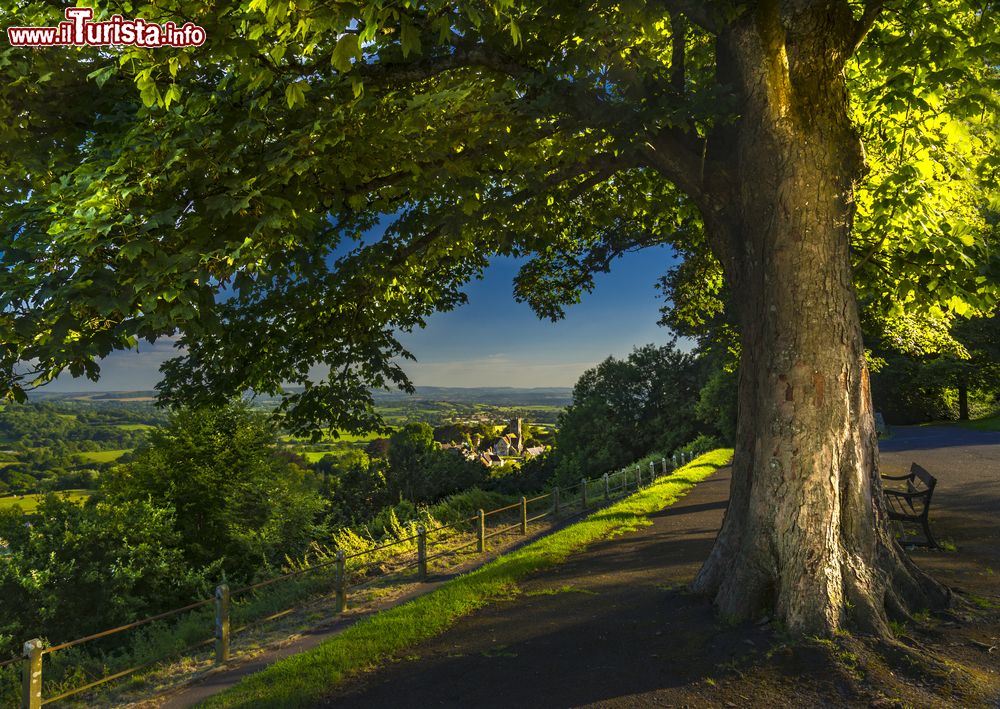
[0,402,165,495]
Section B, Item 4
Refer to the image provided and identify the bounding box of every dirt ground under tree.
[320,428,1000,708]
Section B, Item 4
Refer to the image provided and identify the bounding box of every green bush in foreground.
[204,449,733,709]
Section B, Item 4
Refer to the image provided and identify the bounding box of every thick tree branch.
[653,0,722,34]
[504,152,640,207]
[849,0,885,55]
[641,127,725,206]
[351,44,524,86]
[670,13,688,94]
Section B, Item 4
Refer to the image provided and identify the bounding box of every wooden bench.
[881,463,938,549]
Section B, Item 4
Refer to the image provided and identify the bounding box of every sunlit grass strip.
[204,448,733,709]
[952,414,1000,432]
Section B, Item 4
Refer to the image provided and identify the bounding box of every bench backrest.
[909,462,936,492]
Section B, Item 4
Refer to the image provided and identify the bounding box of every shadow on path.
[320,468,745,709]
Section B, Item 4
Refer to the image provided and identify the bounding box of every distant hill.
[28,390,158,402]
[34,387,574,408]
[373,387,573,406]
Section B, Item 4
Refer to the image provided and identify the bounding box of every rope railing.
[482,501,523,518]
[424,536,480,563]
[12,451,699,707]
[40,597,215,655]
[483,522,523,541]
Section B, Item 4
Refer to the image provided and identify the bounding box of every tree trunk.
[692,6,949,636]
[958,382,969,420]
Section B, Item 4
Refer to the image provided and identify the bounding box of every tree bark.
[690,5,949,636]
[958,382,969,421]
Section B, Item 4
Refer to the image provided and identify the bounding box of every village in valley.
[439,417,548,467]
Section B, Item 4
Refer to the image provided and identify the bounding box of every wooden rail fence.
[9,450,703,707]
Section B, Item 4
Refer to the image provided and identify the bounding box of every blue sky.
[48,247,681,391]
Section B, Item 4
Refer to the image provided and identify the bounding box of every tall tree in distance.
[2,1,998,635]
[553,343,704,483]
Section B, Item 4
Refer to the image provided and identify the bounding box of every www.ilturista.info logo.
[6,7,206,47]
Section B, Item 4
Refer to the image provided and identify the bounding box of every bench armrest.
[880,473,912,481]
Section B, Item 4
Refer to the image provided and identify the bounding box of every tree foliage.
[386,422,486,504]
[0,495,207,653]
[870,306,1000,422]
[1,0,996,436]
[551,343,706,484]
[102,403,327,580]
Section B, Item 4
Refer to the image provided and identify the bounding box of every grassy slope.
[204,449,733,709]
[76,449,130,463]
[0,489,92,513]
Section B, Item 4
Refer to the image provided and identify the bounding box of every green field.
[115,423,155,431]
[0,489,93,513]
[954,414,1000,432]
[77,449,130,463]
[300,450,335,463]
[282,430,384,444]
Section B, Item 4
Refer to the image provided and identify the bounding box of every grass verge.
[952,414,1000,432]
[203,448,733,708]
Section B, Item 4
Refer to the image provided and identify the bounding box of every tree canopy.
[3,0,1000,635]
[1,0,996,436]
[551,342,708,483]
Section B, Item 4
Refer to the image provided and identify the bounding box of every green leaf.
[285,82,306,108]
[400,19,421,58]
[87,65,115,88]
[331,33,360,72]
[164,84,182,110]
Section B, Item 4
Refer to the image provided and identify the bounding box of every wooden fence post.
[553,486,560,515]
[477,509,485,553]
[603,473,610,501]
[21,638,43,709]
[335,550,347,612]
[650,461,656,484]
[636,464,642,488]
[417,526,427,579]
[215,584,230,665]
[520,497,528,535]
[662,457,667,475]
[581,478,588,508]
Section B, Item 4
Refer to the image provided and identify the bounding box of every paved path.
[880,424,1000,525]
[150,508,605,708]
[320,468,742,709]
[316,427,1000,708]
[880,425,1000,591]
